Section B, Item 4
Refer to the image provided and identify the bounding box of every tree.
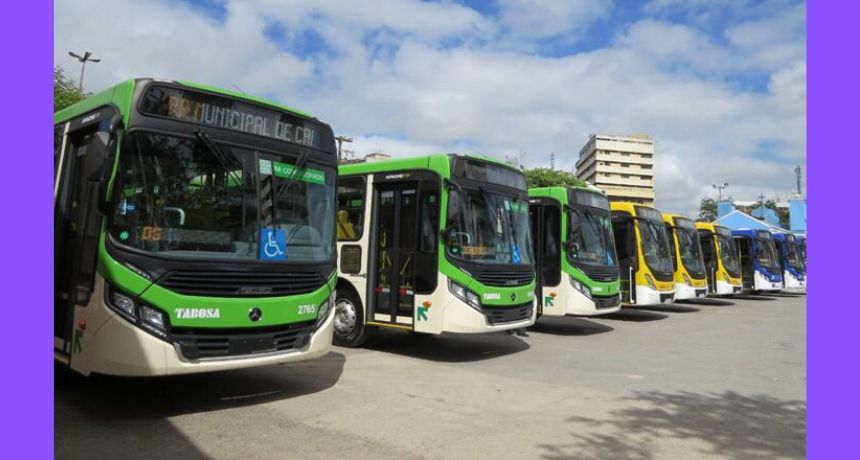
[697,198,717,222]
[54,66,86,112]
[523,167,587,188]
[764,200,791,229]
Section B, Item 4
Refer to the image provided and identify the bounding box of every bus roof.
[529,183,603,195]
[610,201,661,215]
[661,212,694,226]
[695,222,729,233]
[54,78,319,124]
[338,153,519,177]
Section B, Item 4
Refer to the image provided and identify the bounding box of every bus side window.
[337,177,365,240]
[414,183,439,293]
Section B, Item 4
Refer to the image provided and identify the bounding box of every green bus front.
[528,186,621,316]
[54,79,337,376]
[333,154,536,347]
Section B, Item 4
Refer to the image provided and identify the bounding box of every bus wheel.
[333,291,370,348]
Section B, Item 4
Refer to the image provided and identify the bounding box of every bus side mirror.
[97,114,125,215]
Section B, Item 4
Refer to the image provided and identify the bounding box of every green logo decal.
[417,306,429,321]
[272,162,326,184]
[544,296,554,307]
[119,230,130,241]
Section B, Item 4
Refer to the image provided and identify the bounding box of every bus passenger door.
[699,232,717,292]
[528,202,544,314]
[612,213,637,304]
[736,237,754,289]
[369,183,419,325]
[55,114,113,357]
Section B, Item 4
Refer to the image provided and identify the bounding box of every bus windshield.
[567,207,617,266]
[109,131,335,262]
[755,232,781,272]
[715,227,740,275]
[784,236,804,271]
[674,219,705,276]
[637,215,674,275]
[445,187,534,265]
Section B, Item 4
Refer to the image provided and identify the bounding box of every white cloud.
[497,0,611,40]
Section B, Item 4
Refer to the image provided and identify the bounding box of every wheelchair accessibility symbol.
[260,228,287,261]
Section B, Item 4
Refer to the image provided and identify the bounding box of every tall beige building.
[575,134,655,205]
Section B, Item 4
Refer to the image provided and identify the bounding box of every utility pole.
[334,135,353,162]
[712,182,729,201]
[795,165,802,196]
[68,51,101,92]
[550,152,555,170]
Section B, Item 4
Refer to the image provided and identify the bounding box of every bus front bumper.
[441,297,536,334]
[629,285,674,306]
[673,283,708,300]
[713,280,743,296]
[782,271,806,293]
[82,308,335,377]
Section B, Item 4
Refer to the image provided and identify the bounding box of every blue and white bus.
[773,232,806,293]
[732,229,783,293]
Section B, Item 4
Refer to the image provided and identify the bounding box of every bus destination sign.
[139,86,330,150]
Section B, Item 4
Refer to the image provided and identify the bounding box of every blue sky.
[55,0,806,214]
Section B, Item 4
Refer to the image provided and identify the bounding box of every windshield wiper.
[273,150,310,203]
[194,130,243,187]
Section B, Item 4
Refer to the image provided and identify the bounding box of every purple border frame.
[0,1,849,457]
[2,0,53,457]
[808,1,859,458]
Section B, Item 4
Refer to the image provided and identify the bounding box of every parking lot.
[55,293,806,459]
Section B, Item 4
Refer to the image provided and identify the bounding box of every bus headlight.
[110,289,136,319]
[448,279,481,311]
[569,275,592,299]
[106,284,170,340]
[315,293,335,329]
[140,305,168,337]
[645,274,657,291]
[683,274,693,287]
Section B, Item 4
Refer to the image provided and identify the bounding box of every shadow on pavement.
[363,330,529,362]
[676,298,735,306]
[599,309,669,322]
[529,316,614,336]
[537,390,806,460]
[733,295,777,301]
[55,351,346,420]
[635,304,701,313]
[55,351,346,459]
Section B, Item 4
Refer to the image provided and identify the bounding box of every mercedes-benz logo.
[511,292,517,301]
[248,307,263,322]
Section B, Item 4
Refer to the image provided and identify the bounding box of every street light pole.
[712,182,729,201]
[334,135,353,162]
[68,51,101,92]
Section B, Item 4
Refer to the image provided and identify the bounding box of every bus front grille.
[474,271,534,287]
[579,266,619,282]
[593,294,621,309]
[482,302,533,324]
[173,321,315,360]
[158,270,324,297]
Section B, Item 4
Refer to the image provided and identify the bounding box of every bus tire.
[333,289,370,348]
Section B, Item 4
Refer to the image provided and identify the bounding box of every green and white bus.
[528,185,621,317]
[334,154,536,346]
[55,78,337,376]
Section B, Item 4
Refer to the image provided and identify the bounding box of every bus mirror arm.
[97,115,125,215]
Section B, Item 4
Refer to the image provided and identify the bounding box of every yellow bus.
[610,202,675,306]
[695,223,743,296]
[662,213,708,300]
